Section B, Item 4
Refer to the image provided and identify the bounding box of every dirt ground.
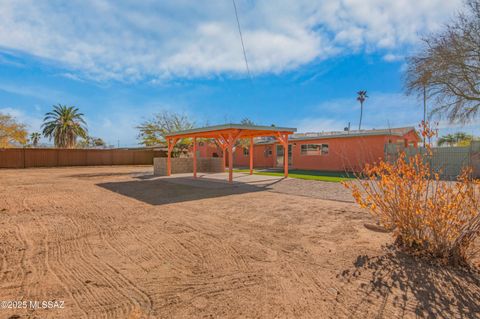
[0,166,479,319]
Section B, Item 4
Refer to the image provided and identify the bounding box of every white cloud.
[291,92,480,136]
[292,92,422,133]
[436,120,480,136]
[0,82,67,101]
[383,53,404,62]
[0,0,463,81]
[0,107,45,143]
[0,105,160,147]
[292,117,348,133]
[0,107,42,129]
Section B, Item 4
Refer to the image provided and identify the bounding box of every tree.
[42,104,88,148]
[77,136,106,148]
[437,134,456,146]
[90,137,106,147]
[453,132,475,146]
[406,0,480,123]
[137,111,194,154]
[237,118,255,150]
[438,132,474,146]
[29,132,41,147]
[0,113,28,148]
[356,90,368,130]
[240,118,254,126]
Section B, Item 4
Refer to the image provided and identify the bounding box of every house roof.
[255,126,418,144]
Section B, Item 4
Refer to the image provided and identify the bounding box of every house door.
[276,144,292,167]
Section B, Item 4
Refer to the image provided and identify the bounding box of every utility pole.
[423,84,427,146]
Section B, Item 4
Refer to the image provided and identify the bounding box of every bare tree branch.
[405,0,480,123]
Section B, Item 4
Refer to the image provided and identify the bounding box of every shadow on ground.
[96,176,283,205]
[67,171,150,179]
[340,246,480,318]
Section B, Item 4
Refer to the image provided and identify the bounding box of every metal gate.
[276,144,292,167]
[385,142,479,179]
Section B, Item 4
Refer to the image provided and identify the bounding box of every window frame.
[264,146,272,157]
[300,143,329,156]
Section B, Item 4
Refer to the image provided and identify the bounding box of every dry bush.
[344,123,480,266]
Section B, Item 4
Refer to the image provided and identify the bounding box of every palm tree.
[453,132,474,146]
[438,134,456,147]
[357,90,368,130]
[29,132,41,147]
[42,104,87,148]
[438,132,474,147]
[453,132,468,144]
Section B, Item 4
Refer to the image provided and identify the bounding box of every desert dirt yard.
[0,166,479,319]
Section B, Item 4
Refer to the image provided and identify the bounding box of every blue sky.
[0,0,478,147]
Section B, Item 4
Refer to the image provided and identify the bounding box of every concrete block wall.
[154,157,224,176]
[198,158,224,172]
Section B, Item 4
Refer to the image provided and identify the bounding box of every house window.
[322,144,329,155]
[301,144,329,155]
[243,148,249,156]
[265,146,272,157]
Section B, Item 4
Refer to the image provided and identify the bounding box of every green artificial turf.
[233,169,354,182]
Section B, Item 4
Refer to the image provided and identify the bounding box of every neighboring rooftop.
[255,126,417,144]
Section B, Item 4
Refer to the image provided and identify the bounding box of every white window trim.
[300,143,329,156]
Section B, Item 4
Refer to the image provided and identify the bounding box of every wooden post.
[276,132,289,178]
[215,136,227,172]
[249,137,254,175]
[167,138,177,176]
[222,147,227,172]
[167,139,172,176]
[193,137,197,178]
[228,136,234,183]
[283,134,289,178]
[226,130,242,183]
[217,137,227,172]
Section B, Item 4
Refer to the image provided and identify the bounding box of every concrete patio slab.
[156,172,285,188]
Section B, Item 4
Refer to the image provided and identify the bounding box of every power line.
[232,0,251,79]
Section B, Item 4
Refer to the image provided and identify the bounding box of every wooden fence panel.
[58,149,88,166]
[112,150,135,165]
[86,150,113,166]
[132,150,154,165]
[25,149,58,167]
[0,148,24,168]
[0,148,166,168]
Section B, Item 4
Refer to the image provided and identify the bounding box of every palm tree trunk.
[359,101,363,130]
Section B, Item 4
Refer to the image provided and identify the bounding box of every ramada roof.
[165,123,296,139]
